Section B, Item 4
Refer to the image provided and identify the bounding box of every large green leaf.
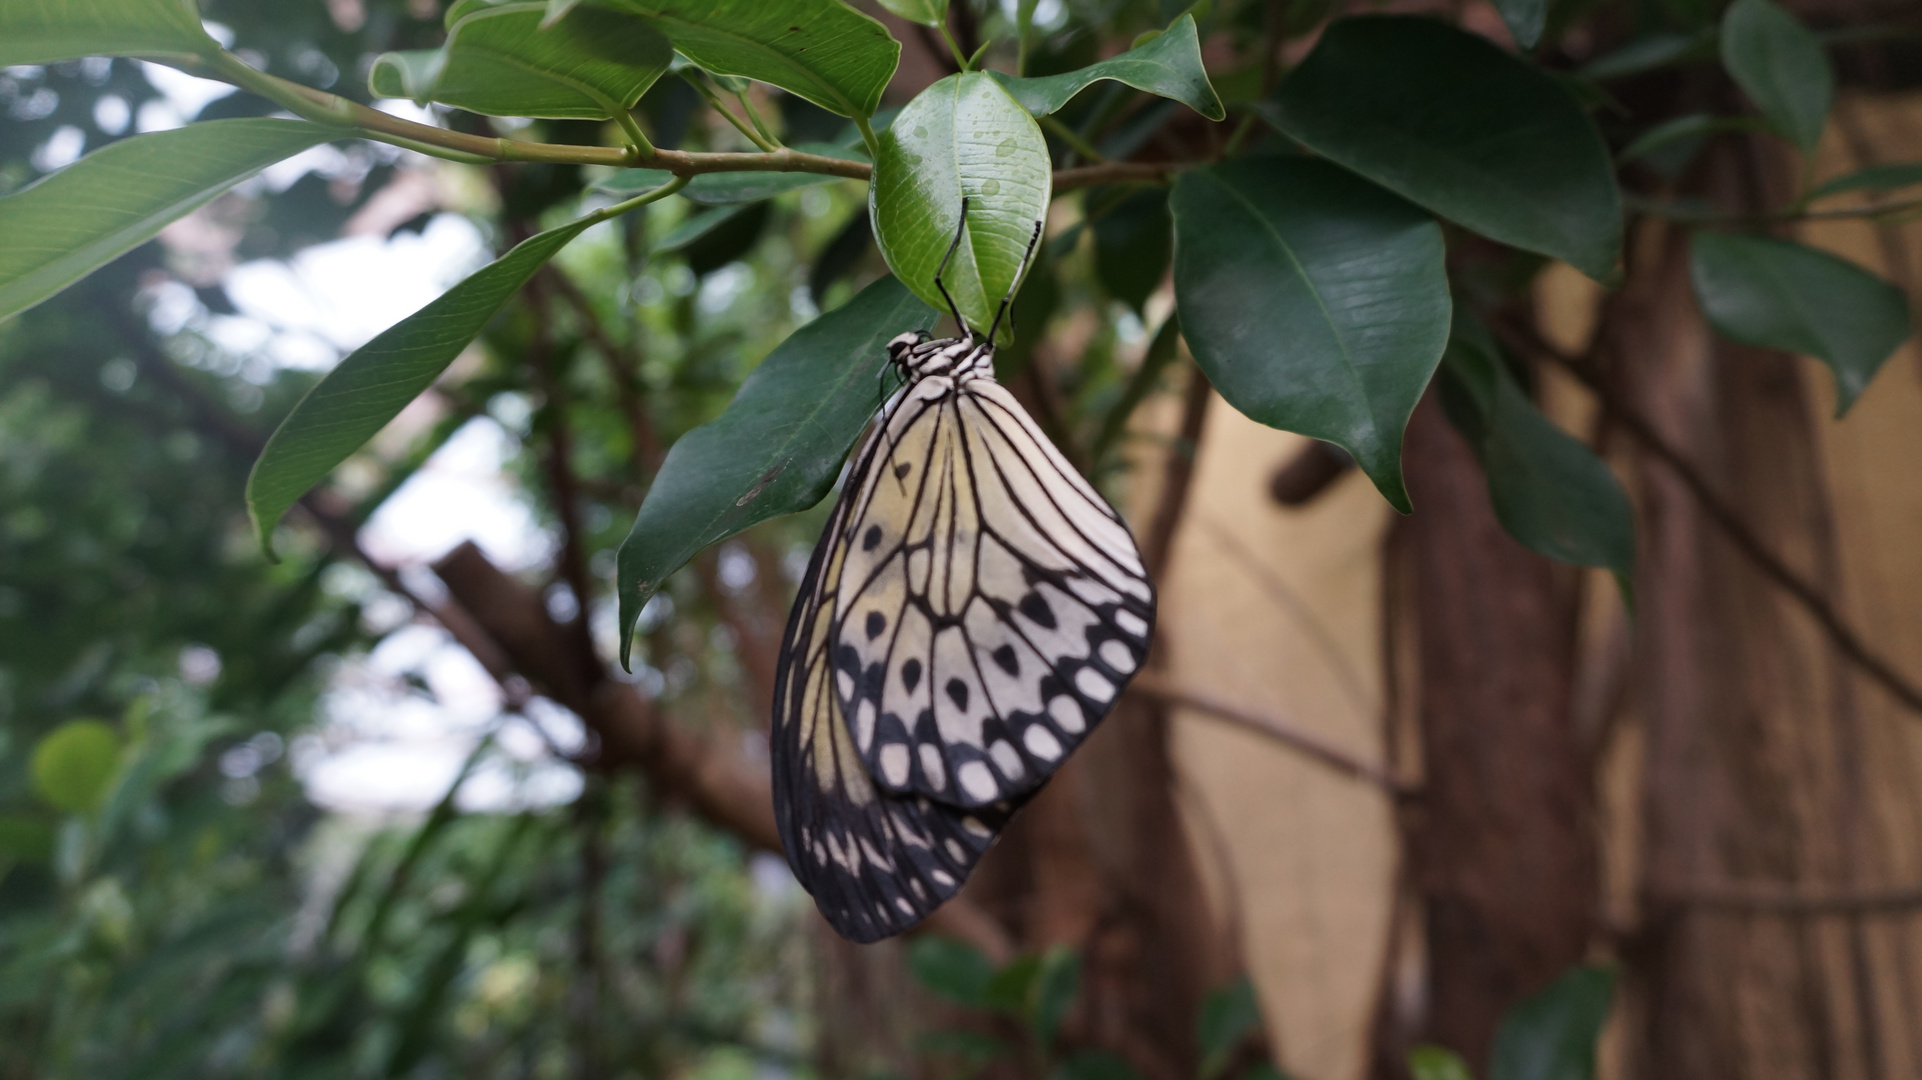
[990,15,1225,121]
[1690,232,1911,415]
[1091,186,1172,312]
[870,72,1051,338]
[1488,965,1616,1080]
[1262,16,1621,282]
[1170,158,1450,511]
[369,1,671,119]
[1720,0,1832,153]
[876,0,945,26]
[0,119,335,323]
[1440,316,1635,593]
[248,192,674,554]
[0,0,211,66]
[592,0,899,119]
[615,276,937,663]
[592,142,866,203]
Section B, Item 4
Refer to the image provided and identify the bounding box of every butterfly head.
[888,330,996,382]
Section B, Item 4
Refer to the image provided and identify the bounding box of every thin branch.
[1491,318,1922,718]
[1651,879,1922,914]
[186,50,1199,195]
[1131,673,1415,798]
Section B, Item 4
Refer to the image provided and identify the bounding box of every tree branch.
[431,541,1016,959]
[1131,673,1415,798]
[1489,317,1922,718]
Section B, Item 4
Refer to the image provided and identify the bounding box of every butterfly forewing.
[772,341,1155,941]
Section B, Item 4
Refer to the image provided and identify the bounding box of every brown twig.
[1132,673,1415,798]
[1652,880,1922,914]
[1490,317,1922,718]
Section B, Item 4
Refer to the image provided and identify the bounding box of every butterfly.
[771,201,1156,942]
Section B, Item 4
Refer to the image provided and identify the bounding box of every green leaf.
[1170,158,1451,511]
[679,202,773,276]
[369,1,671,119]
[876,0,946,28]
[1720,0,1833,153]
[1577,28,1717,82]
[615,276,936,663]
[1031,946,1081,1047]
[1439,316,1635,592]
[990,15,1225,121]
[1689,232,1911,415]
[1091,186,1172,312]
[32,720,122,814]
[1493,0,1547,50]
[1262,16,1622,282]
[599,0,899,119]
[1053,1051,1144,1080]
[1488,965,1615,1080]
[0,119,334,323]
[906,935,998,1008]
[1410,1046,1478,1080]
[870,72,1051,338]
[593,142,866,204]
[1198,978,1265,1080]
[248,202,639,556]
[1806,162,1922,201]
[0,815,55,863]
[1617,113,1764,165]
[0,0,212,66]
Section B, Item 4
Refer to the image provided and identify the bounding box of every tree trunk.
[1400,397,1599,1069]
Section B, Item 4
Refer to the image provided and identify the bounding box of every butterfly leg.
[986,219,1044,346]
[934,198,971,338]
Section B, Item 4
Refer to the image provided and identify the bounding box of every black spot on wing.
[901,657,921,693]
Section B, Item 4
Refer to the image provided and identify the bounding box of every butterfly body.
[772,317,1156,942]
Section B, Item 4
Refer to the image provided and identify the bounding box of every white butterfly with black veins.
[772,202,1156,942]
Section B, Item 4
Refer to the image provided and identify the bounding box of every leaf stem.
[1040,114,1107,163]
[938,20,972,71]
[682,70,780,152]
[732,87,784,150]
[855,114,882,160]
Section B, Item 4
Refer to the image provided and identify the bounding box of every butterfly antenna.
[934,198,970,337]
[986,219,1044,346]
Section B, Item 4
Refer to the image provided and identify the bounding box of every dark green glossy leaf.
[991,15,1224,121]
[1198,978,1264,1080]
[249,208,621,555]
[596,0,899,119]
[31,719,122,814]
[615,276,936,663]
[1690,232,1911,415]
[1617,113,1763,165]
[1806,161,1922,201]
[1091,186,1172,312]
[1440,317,1635,592]
[0,0,212,66]
[0,119,334,323]
[1031,946,1080,1047]
[870,72,1051,337]
[1577,28,1717,81]
[369,1,671,119]
[1409,1046,1478,1080]
[1263,16,1621,281]
[1493,0,1547,49]
[680,201,771,275]
[877,0,945,27]
[1488,965,1615,1080]
[906,935,997,1008]
[1053,1051,1144,1080]
[1171,158,1451,511]
[809,210,875,307]
[593,142,865,203]
[1720,0,1832,153]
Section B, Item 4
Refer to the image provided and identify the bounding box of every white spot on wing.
[918,743,947,790]
[854,699,877,750]
[1115,610,1149,637]
[1049,695,1086,734]
[1024,724,1063,760]
[1075,667,1116,702]
[958,761,998,802]
[989,740,1024,780]
[1099,639,1137,674]
[879,743,910,785]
